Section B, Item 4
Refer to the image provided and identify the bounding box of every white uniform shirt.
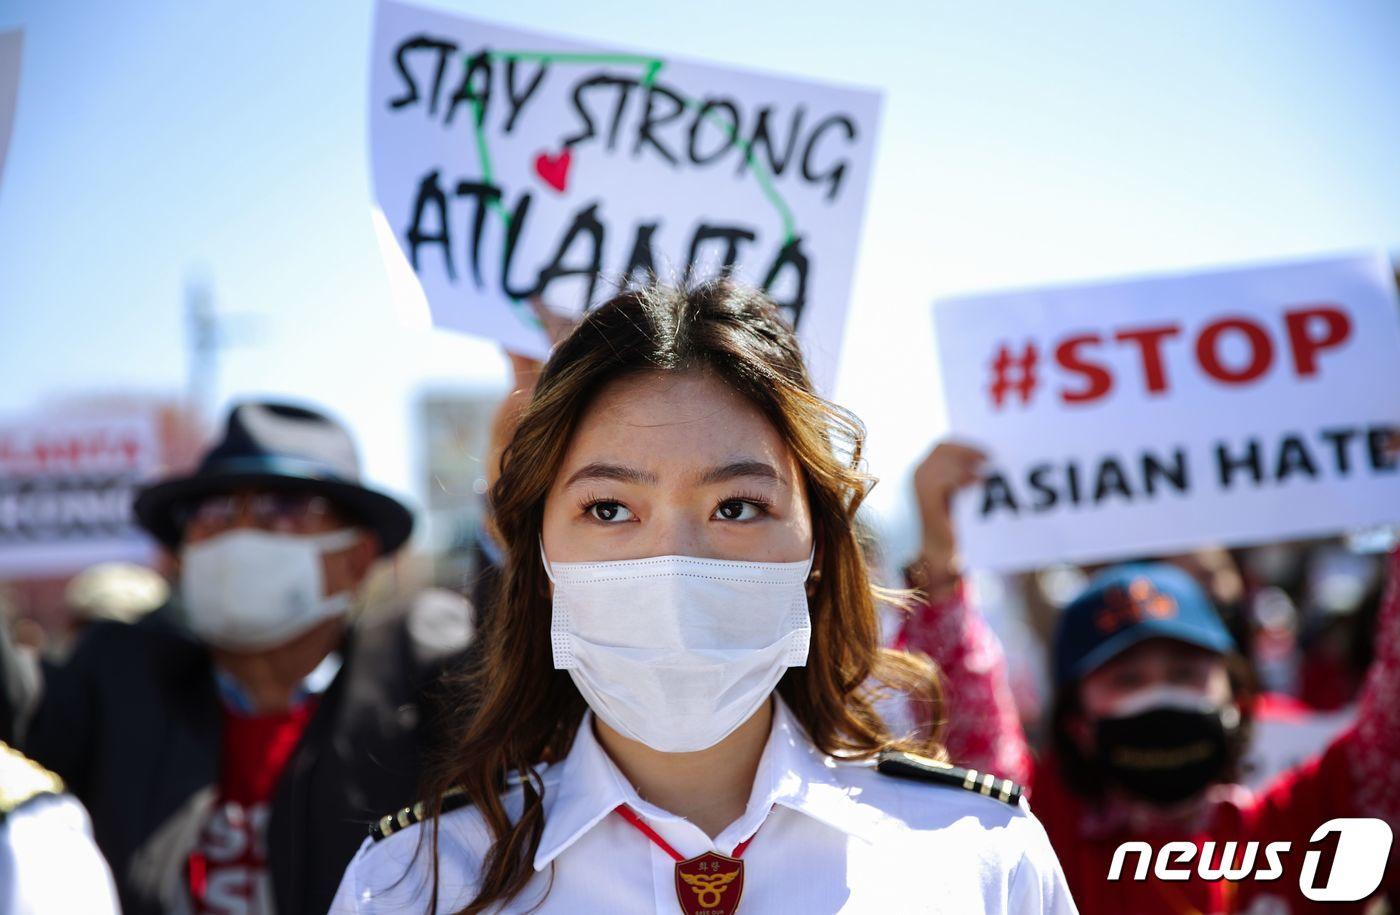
[330,698,1078,914]
[0,792,121,915]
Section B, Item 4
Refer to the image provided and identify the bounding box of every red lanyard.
[615,805,759,915]
[615,804,759,860]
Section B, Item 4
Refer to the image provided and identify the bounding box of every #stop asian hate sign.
[369,1,883,393]
[934,252,1400,572]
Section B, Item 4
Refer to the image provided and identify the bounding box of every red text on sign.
[987,305,1353,409]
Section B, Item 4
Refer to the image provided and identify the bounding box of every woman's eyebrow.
[563,462,658,488]
[696,460,786,487]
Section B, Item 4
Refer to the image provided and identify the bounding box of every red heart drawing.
[534,148,572,193]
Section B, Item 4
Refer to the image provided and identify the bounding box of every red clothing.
[1031,741,1379,914]
[898,549,1400,915]
[188,702,318,915]
[894,580,1033,785]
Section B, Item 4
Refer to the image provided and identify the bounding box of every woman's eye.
[714,499,762,521]
[586,501,634,523]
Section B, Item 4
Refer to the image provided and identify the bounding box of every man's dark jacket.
[0,591,475,915]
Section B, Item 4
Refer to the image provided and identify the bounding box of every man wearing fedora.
[0,401,474,915]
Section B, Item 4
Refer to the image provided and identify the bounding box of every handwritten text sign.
[934,252,1400,572]
[369,2,882,391]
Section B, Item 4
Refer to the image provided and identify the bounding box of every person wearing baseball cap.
[897,440,1400,914]
[1050,563,1246,809]
[0,401,475,915]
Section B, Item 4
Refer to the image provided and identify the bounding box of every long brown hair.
[420,281,944,914]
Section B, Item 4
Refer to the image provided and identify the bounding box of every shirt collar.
[532,710,634,870]
[532,696,889,871]
[755,699,894,843]
[213,650,342,715]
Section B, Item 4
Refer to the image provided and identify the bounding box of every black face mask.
[1093,704,1235,806]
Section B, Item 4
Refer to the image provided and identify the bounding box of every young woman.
[330,283,1077,914]
[899,442,1400,915]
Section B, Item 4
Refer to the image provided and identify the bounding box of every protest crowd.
[2,4,1399,915]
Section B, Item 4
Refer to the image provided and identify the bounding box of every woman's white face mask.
[539,370,817,752]
[543,543,814,753]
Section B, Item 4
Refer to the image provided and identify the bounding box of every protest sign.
[933,252,1400,572]
[0,415,160,577]
[0,29,21,193]
[369,1,882,392]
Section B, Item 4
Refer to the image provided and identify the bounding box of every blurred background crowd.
[1,2,1398,914]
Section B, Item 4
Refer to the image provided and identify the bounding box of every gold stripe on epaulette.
[372,786,477,841]
[0,742,64,815]
[898,751,953,769]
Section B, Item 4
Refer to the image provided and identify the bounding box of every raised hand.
[909,441,987,600]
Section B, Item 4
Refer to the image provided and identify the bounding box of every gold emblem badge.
[675,851,744,915]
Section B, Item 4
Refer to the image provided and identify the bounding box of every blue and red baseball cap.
[1053,563,1237,687]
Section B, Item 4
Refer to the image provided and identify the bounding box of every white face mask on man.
[542,541,814,753]
[180,529,360,652]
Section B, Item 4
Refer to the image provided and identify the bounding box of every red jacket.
[897,549,1400,915]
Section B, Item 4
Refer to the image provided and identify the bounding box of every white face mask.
[543,543,814,753]
[180,528,360,652]
[1108,684,1241,729]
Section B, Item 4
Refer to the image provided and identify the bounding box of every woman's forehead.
[561,372,793,476]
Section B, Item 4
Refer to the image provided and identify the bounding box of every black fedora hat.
[134,401,413,555]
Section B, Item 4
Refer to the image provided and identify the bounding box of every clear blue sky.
[3,0,1398,558]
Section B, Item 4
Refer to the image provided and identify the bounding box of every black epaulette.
[371,786,474,841]
[877,750,1024,807]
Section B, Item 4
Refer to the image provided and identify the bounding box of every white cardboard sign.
[0,415,161,577]
[933,252,1400,572]
[369,1,883,392]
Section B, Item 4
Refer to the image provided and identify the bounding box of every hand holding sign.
[909,441,986,600]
